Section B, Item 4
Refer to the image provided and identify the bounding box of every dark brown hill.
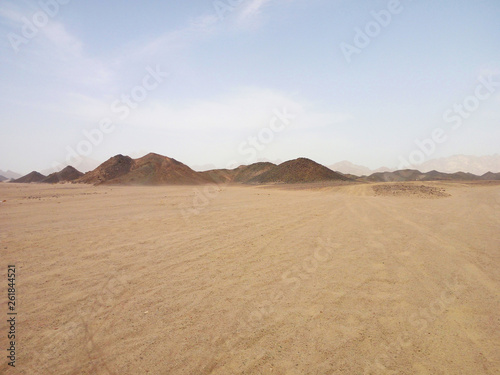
[201,162,276,184]
[233,162,276,182]
[11,171,46,183]
[77,153,213,185]
[366,169,484,182]
[480,172,500,180]
[113,153,213,185]
[443,171,481,181]
[199,169,235,184]
[366,169,422,182]
[77,155,134,184]
[41,166,84,183]
[249,158,350,184]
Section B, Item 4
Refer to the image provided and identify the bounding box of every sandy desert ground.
[0,181,499,375]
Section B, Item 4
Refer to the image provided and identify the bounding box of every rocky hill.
[77,153,213,185]
[41,166,84,183]
[249,158,351,184]
[11,171,46,183]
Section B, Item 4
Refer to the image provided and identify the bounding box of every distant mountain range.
[328,161,391,176]
[362,169,500,182]
[330,154,500,176]
[0,170,22,180]
[417,154,500,175]
[11,166,84,184]
[7,153,500,185]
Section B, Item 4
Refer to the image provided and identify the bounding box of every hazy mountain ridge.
[417,154,500,175]
[328,161,391,176]
[0,170,22,180]
[329,155,500,176]
[363,169,498,182]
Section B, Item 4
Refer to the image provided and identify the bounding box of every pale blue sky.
[1,0,499,173]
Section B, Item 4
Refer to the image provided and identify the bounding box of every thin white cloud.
[32,23,114,88]
[41,22,83,58]
[126,14,219,63]
[0,1,113,88]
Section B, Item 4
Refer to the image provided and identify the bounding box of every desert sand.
[0,181,499,374]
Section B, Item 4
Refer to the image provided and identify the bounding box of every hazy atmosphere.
[1,0,499,174]
[1,2,500,375]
